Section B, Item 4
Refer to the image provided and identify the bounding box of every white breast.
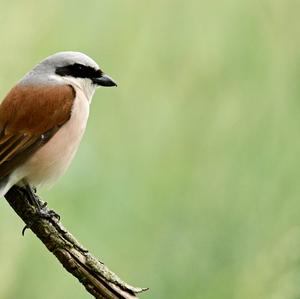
[10,88,90,188]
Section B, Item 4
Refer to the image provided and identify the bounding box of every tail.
[0,176,11,197]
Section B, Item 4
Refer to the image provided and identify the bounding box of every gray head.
[20,51,117,90]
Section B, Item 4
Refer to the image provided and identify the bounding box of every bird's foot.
[22,207,61,236]
[21,185,61,235]
[37,203,61,221]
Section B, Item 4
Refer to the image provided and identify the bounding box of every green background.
[0,1,299,298]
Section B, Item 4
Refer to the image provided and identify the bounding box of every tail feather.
[0,176,10,197]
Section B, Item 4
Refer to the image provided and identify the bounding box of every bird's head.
[21,51,117,99]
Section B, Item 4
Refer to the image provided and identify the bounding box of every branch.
[4,185,148,299]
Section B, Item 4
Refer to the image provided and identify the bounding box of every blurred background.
[0,0,299,298]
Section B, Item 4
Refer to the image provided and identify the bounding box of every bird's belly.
[15,93,90,187]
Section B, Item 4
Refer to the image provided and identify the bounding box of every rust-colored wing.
[0,84,75,178]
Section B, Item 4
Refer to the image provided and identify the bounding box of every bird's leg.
[20,184,61,235]
[21,184,60,220]
[23,184,43,210]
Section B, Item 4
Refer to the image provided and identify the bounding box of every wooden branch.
[4,185,148,299]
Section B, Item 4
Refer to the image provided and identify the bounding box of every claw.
[41,201,48,209]
[49,210,61,221]
[22,225,29,236]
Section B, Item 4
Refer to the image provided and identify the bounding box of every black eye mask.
[55,63,103,80]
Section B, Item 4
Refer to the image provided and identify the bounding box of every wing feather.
[0,134,32,163]
[0,84,75,179]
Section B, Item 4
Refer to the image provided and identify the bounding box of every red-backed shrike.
[0,51,116,202]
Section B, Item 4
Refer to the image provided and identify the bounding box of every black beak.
[92,74,117,87]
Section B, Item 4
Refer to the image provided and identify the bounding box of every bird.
[0,51,116,210]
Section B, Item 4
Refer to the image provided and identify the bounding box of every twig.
[4,185,148,299]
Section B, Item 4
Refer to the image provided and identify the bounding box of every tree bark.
[4,185,148,299]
